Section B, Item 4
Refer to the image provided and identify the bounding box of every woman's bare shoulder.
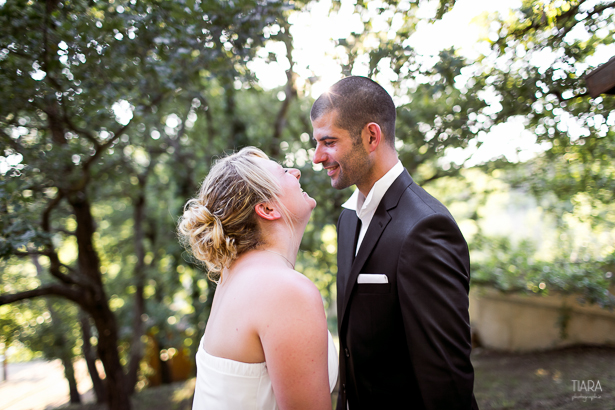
[249,267,324,315]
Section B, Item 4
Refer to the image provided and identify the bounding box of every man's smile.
[324,164,339,177]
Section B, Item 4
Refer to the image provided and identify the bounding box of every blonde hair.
[178,147,291,281]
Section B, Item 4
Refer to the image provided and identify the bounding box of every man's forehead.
[312,109,339,125]
[312,112,339,136]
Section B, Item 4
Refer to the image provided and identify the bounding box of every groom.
[311,76,478,410]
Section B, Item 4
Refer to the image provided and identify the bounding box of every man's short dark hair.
[310,76,396,146]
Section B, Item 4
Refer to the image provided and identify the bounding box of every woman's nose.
[289,168,301,180]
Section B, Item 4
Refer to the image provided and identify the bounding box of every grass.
[58,379,195,410]
[56,346,615,410]
[473,345,615,410]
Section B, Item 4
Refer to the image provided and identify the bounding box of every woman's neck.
[258,221,304,269]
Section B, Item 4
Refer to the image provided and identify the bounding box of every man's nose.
[313,145,325,164]
[289,168,301,180]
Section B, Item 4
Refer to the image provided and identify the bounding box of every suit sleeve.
[397,213,475,410]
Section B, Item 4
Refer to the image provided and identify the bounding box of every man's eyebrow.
[312,135,336,142]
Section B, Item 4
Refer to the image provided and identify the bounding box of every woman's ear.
[255,203,282,221]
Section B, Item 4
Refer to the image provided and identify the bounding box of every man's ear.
[364,122,382,153]
[255,202,282,221]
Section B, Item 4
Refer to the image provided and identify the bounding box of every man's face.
[311,110,371,190]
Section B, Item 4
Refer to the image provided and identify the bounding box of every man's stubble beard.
[331,140,372,191]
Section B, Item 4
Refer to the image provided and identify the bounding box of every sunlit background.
[1,0,615,408]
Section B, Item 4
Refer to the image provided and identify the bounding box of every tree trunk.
[31,255,80,404]
[69,192,131,410]
[80,311,107,403]
[60,353,81,404]
[126,174,147,395]
[223,82,247,149]
[190,280,202,374]
[157,338,172,385]
[271,22,296,159]
[2,345,7,382]
[90,307,130,410]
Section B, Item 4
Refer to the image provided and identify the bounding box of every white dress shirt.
[341,161,404,255]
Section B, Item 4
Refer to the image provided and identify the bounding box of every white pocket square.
[357,274,388,284]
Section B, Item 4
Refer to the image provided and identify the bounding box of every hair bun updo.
[177,147,291,281]
[178,201,237,276]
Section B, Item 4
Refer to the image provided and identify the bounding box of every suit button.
[345,348,350,357]
[342,383,346,395]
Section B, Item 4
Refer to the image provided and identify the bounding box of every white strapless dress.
[192,331,339,410]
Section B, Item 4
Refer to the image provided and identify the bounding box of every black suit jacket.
[336,170,478,410]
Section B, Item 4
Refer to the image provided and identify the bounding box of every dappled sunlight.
[1,1,614,409]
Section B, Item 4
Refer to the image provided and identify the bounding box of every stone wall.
[469,288,615,351]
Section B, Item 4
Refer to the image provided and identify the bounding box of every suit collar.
[341,160,404,214]
[338,169,414,328]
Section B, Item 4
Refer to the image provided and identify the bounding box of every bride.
[179,147,337,410]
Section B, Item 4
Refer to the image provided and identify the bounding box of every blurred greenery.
[1,0,615,408]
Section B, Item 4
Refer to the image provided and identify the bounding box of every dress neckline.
[202,349,266,366]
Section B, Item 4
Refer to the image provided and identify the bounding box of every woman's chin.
[303,192,317,209]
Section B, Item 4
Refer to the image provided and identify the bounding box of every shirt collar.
[341,161,404,217]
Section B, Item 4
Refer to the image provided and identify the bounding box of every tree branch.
[271,23,296,158]
[13,250,50,257]
[552,2,615,42]
[54,228,76,236]
[175,99,193,143]
[38,192,85,286]
[592,1,615,17]
[549,89,588,103]
[42,190,64,232]
[0,283,82,306]
[191,92,216,142]
[498,0,588,46]
[82,122,131,171]
[0,46,33,60]
[63,115,101,148]
[0,127,23,152]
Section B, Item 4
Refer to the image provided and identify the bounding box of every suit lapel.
[337,211,358,318]
[339,207,391,328]
[338,212,358,286]
[338,170,414,330]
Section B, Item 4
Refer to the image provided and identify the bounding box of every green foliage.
[462,0,615,307]
[395,48,489,181]
[17,298,81,361]
[478,0,615,222]
[328,1,495,184]
[471,234,615,309]
[0,0,294,402]
[2,0,615,391]
[0,163,53,259]
[0,295,49,361]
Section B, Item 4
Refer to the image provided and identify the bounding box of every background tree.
[467,0,615,303]
[478,0,614,218]
[0,0,289,408]
[2,0,615,407]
